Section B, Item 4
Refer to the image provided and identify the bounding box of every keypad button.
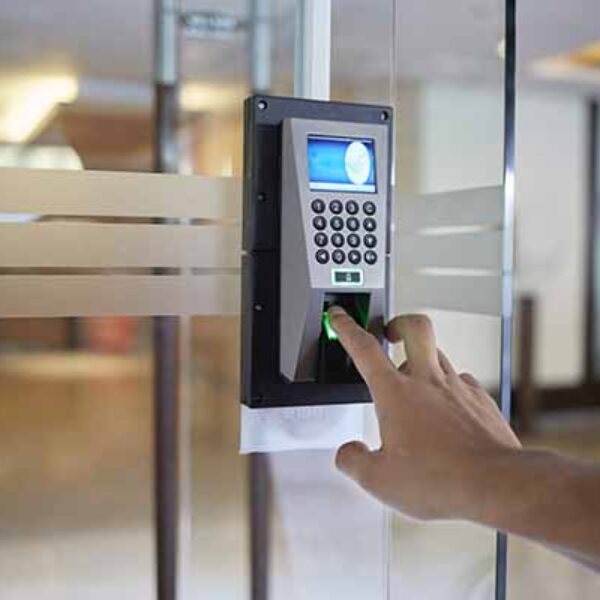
[331,233,344,248]
[364,250,378,265]
[332,249,345,265]
[364,217,377,232]
[347,217,360,232]
[314,232,328,247]
[364,234,377,249]
[347,233,360,248]
[316,249,330,264]
[348,250,361,265]
[311,198,325,213]
[331,216,344,231]
[346,200,359,215]
[363,201,376,216]
[330,200,343,214]
[313,216,327,230]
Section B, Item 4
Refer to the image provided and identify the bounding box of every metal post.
[496,0,516,598]
[248,3,273,599]
[153,2,180,600]
[516,296,538,433]
[294,0,331,100]
[585,101,600,383]
[249,454,271,600]
[250,0,272,94]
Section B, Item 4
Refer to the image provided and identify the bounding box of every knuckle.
[408,313,433,331]
[430,373,449,388]
[459,372,480,387]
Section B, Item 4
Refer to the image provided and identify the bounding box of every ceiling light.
[181,82,245,113]
[532,39,600,85]
[570,41,600,67]
[0,75,79,143]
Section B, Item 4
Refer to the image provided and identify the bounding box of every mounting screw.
[254,304,264,312]
[257,99,267,111]
[257,193,266,203]
[380,110,389,121]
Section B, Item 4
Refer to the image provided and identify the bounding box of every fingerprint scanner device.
[241,95,392,408]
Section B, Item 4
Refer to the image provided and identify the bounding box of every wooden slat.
[0,222,241,268]
[0,274,241,317]
[0,168,242,220]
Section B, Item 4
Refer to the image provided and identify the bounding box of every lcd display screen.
[307,135,376,193]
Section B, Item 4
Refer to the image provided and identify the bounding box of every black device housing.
[241,95,393,408]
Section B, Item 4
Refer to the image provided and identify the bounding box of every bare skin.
[328,306,600,570]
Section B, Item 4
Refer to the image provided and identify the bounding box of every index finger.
[328,306,397,390]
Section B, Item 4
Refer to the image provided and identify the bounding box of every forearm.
[465,448,600,568]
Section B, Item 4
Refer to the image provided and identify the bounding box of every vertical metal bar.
[294,0,331,99]
[496,0,516,598]
[249,453,271,600]
[250,0,272,95]
[248,3,273,599]
[153,2,180,600]
[585,102,599,383]
[516,296,538,434]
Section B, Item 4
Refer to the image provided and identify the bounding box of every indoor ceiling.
[0,0,599,108]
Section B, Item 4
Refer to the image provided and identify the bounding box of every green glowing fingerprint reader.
[241,95,392,408]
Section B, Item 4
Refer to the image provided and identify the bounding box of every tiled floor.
[0,347,599,599]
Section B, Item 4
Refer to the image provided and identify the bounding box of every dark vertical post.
[248,3,272,599]
[153,2,180,600]
[496,0,516,598]
[516,295,537,433]
[249,453,271,600]
[585,102,599,383]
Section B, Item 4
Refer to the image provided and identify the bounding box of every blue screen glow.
[307,135,376,194]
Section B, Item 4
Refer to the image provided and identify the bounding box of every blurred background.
[1,1,600,599]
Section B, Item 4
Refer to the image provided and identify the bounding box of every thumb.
[335,441,377,487]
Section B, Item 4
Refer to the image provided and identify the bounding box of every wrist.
[458,445,526,524]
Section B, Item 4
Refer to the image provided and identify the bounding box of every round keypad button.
[332,249,345,265]
[347,233,360,248]
[364,250,377,265]
[313,215,326,230]
[311,198,325,213]
[346,200,359,215]
[316,249,330,264]
[364,234,377,249]
[364,217,377,232]
[331,216,344,231]
[363,201,376,216]
[314,232,328,247]
[330,200,343,214]
[347,217,360,232]
[348,250,361,265]
[331,233,344,248]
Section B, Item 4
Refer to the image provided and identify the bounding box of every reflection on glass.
[0,316,154,598]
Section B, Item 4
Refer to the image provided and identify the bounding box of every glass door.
[0,1,514,599]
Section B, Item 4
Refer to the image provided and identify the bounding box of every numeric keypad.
[310,197,381,266]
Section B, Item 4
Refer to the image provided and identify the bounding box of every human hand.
[328,307,521,521]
